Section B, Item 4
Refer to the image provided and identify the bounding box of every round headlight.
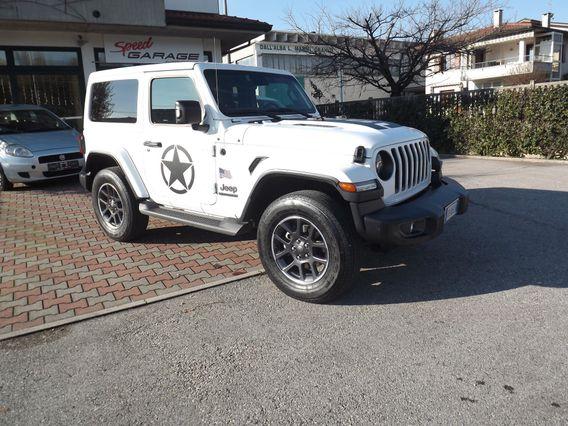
[4,144,33,158]
[376,150,394,180]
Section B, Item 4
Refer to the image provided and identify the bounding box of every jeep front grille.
[391,140,431,194]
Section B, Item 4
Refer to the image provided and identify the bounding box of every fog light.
[400,219,426,237]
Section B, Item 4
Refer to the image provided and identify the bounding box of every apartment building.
[426,10,567,93]
[0,0,271,125]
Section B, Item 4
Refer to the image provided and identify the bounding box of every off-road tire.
[0,166,13,191]
[258,190,356,303]
[92,167,148,241]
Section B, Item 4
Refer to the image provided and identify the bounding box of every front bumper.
[1,153,84,183]
[353,177,469,247]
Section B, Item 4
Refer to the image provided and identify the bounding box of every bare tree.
[309,80,325,101]
[288,0,498,97]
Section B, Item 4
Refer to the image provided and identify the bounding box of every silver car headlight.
[1,142,34,158]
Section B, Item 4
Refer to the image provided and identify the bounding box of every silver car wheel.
[97,183,124,229]
[271,215,329,288]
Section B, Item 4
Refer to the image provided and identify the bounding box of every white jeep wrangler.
[81,62,468,303]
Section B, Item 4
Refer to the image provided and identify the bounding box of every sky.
[227,0,568,31]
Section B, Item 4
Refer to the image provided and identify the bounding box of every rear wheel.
[92,167,148,241]
[258,190,356,303]
[0,166,13,191]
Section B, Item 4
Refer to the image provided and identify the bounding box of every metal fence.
[316,89,498,121]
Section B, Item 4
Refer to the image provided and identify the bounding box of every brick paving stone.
[138,283,166,294]
[98,283,124,296]
[59,299,88,314]
[13,317,44,331]
[0,181,261,337]
[0,294,14,303]
[122,278,150,290]
[13,301,43,316]
[114,287,141,301]
[44,310,76,324]
[102,299,131,309]
[70,288,99,302]
[56,286,84,298]
[44,294,71,310]
[86,293,116,306]
[1,298,27,310]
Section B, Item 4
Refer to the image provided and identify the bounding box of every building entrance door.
[0,47,85,128]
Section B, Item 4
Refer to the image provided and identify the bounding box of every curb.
[441,154,568,165]
[0,268,264,341]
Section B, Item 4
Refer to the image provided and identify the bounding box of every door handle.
[144,141,162,148]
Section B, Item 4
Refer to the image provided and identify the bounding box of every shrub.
[319,85,568,159]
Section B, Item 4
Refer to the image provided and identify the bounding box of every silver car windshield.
[204,69,317,118]
[0,109,70,134]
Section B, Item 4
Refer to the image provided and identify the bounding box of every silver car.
[0,104,84,191]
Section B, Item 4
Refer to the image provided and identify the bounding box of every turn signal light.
[338,181,378,193]
[339,182,358,193]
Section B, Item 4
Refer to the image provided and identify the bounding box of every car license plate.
[48,160,79,171]
[444,199,459,223]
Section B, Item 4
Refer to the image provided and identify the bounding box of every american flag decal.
[219,168,232,179]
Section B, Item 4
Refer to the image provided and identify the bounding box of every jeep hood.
[237,118,427,156]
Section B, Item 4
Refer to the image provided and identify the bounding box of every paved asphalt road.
[1,157,567,424]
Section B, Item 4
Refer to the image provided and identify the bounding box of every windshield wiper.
[269,109,312,119]
[263,113,283,122]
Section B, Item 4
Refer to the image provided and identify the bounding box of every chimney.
[493,9,503,28]
[542,12,553,28]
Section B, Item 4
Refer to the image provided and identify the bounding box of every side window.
[90,79,138,123]
[151,77,199,124]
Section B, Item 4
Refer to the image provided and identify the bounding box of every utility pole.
[223,0,230,63]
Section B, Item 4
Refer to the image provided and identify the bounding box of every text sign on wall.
[257,42,328,56]
[103,35,204,63]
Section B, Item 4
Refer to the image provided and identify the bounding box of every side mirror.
[176,100,202,125]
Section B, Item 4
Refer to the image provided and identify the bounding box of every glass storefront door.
[15,74,83,117]
[0,47,84,128]
[0,74,12,104]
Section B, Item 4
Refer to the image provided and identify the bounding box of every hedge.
[318,84,568,159]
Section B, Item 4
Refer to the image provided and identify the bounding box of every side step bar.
[139,202,245,236]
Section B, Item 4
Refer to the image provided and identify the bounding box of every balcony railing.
[472,55,553,69]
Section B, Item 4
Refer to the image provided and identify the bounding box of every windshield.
[204,69,317,118]
[0,109,70,134]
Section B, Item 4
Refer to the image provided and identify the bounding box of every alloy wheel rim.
[271,215,329,288]
[97,183,124,229]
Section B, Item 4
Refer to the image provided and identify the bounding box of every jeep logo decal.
[160,145,195,194]
[219,184,238,197]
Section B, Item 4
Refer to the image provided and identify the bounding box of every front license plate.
[444,199,460,223]
[48,160,79,171]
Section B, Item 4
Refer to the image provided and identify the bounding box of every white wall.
[0,0,166,27]
[0,29,222,84]
[165,0,219,13]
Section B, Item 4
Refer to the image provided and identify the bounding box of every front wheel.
[258,190,356,303]
[92,167,148,242]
